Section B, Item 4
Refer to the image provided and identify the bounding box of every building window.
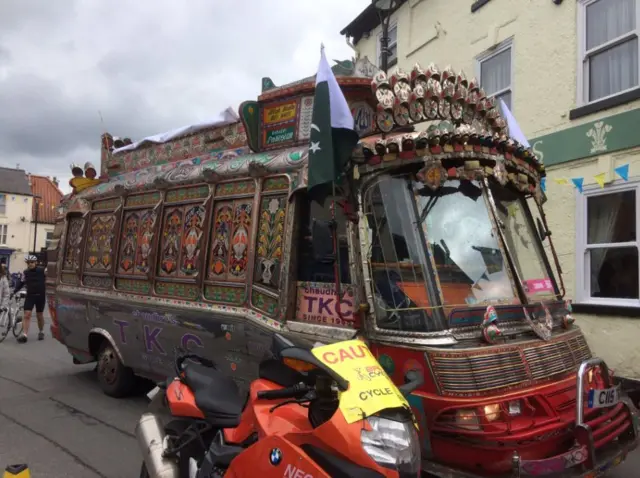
[477,38,513,110]
[377,23,398,68]
[0,195,6,216]
[578,0,639,104]
[45,231,54,249]
[0,225,7,245]
[576,181,639,307]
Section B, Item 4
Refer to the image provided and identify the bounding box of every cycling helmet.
[25,254,37,262]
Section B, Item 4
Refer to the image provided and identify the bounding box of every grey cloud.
[0,0,369,183]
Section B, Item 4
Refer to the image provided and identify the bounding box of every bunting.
[546,163,631,194]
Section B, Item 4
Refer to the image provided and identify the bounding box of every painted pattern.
[63,217,84,271]
[92,197,120,211]
[85,214,115,271]
[118,209,157,275]
[159,207,183,276]
[204,285,245,305]
[166,185,209,203]
[116,278,151,294]
[252,290,279,316]
[155,281,199,300]
[180,205,206,276]
[262,176,289,192]
[215,180,256,197]
[158,203,206,278]
[125,192,161,208]
[254,195,286,288]
[208,199,252,281]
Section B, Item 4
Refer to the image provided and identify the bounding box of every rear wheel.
[12,312,23,338]
[96,341,135,398]
[0,310,10,343]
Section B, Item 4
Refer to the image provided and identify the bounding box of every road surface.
[0,312,638,477]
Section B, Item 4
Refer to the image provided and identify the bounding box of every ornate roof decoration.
[353,122,545,203]
[371,63,508,136]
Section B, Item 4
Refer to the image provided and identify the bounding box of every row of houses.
[341,0,640,381]
[0,166,62,273]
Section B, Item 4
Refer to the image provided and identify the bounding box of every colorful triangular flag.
[614,164,629,181]
[571,177,584,193]
[593,172,606,188]
[553,178,569,185]
[540,177,546,192]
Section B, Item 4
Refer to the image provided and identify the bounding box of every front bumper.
[422,358,640,477]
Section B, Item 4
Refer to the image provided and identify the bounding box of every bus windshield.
[363,174,552,332]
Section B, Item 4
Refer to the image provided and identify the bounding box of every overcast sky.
[0,0,369,193]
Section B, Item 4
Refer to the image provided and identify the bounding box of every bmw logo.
[269,448,282,466]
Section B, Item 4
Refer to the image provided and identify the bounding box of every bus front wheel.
[96,341,135,398]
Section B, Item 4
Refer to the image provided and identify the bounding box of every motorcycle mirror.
[398,369,424,397]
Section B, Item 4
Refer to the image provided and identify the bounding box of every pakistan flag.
[307,46,360,205]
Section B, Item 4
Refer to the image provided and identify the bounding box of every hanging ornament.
[562,300,574,329]
[482,305,502,344]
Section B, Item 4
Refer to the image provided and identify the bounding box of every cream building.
[0,167,36,274]
[342,0,640,381]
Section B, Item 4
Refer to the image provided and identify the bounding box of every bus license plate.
[587,386,620,409]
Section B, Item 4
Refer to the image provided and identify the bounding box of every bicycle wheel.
[12,312,23,338]
[0,311,10,343]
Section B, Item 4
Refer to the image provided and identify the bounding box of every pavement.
[0,311,638,477]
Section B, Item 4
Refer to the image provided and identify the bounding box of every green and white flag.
[307,45,360,205]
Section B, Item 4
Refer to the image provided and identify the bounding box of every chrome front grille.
[429,332,592,395]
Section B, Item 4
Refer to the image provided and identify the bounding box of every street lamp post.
[32,195,42,255]
[372,0,397,73]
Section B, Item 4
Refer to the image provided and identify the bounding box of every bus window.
[293,193,354,328]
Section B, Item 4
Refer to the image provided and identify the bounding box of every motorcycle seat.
[183,363,243,427]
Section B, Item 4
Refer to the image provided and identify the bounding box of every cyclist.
[0,260,10,319]
[12,255,46,343]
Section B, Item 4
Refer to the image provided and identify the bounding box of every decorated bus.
[46,54,638,477]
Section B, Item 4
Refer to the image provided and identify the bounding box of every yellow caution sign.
[312,340,410,424]
[3,464,30,478]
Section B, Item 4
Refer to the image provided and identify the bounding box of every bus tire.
[96,341,135,398]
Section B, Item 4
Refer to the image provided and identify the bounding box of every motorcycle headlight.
[361,415,421,475]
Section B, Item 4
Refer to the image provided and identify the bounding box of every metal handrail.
[576,357,612,426]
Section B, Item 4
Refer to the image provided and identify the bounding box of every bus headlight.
[361,416,421,475]
[484,403,501,421]
[455,409,480,430]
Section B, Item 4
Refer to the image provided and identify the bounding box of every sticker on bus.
[587,386,620,409]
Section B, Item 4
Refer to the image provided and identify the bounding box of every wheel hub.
[99,350,118,385]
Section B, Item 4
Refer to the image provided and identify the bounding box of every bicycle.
[0,290,26,342]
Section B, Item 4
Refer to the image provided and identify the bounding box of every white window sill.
[570,86,640,120]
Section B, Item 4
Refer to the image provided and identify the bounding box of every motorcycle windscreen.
[311,340,413,425]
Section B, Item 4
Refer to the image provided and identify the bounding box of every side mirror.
[271,333,295,359]
[311,220,336,264]
[398,369,424,397]
[536,217,549,242]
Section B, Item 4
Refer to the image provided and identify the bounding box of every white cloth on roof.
[113,107,239,154]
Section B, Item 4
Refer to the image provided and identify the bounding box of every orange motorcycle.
[136,334,423,477]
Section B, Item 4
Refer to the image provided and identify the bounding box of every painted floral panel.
[254,195,286,289]
[208,199,252,282]
[85,213,116,272]
[63,217,84,271]
[118,209,157,275]
[179,205,206,277]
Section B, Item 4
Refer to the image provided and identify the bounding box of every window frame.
[576,0,640,107]
[0,194,6,216]
[475,37,514,110]
[575,179,640,308]
[0,224,7,245]
[45,230,54,249]
[376,21,398,69]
